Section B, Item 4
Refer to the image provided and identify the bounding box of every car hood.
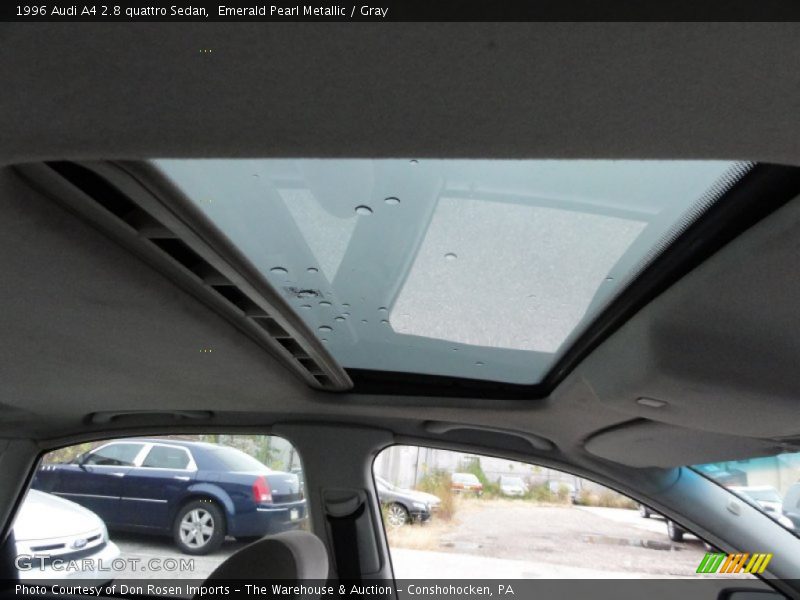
[14,490,102,542]
[392,489,440,505]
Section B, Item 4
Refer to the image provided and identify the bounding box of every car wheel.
[173,499,225,555]
[385,503,410,527]
[667,520,684,542]
[638,504,651,518]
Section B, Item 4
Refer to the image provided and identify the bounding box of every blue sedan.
[32,438,307,554]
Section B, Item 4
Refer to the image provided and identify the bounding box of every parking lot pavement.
[108,503,735,581]
[392,501,723,579]
[575,506,698,538]
[390,547,662,579]
[110,532,245,579]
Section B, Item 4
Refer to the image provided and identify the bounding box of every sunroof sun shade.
[156,159,748,384]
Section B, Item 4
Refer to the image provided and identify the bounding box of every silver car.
[14,489,120,580]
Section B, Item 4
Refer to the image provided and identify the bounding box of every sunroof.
[156,159,749,385]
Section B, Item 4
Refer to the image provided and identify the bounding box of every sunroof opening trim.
[154,158,754,387]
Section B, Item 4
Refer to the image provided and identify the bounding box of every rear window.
[453,473,480,484]
[204,445,272,472]
[141,445,191,470]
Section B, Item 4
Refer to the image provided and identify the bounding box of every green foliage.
[522,482,570,504]
[457,457,501,497]
[575,488,637,509]
[417,468,455,520]
[42,442,96,464]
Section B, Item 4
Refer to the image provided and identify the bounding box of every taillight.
[253,476,272,504]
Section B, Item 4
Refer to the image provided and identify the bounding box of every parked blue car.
[32,438,306,554]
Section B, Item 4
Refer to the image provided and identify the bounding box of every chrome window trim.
[53,492,117,500]
[120,497,169,504]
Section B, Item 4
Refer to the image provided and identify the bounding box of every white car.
[729,486,794,530]
[14,489,120,580]
[499,476,526,497]
[729,485,783,514]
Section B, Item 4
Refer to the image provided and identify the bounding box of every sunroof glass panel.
[156,159,746,384]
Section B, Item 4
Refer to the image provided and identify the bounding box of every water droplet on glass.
[444,253,458,261]
[318,326,332,333]
[475,361,484,366]
[605,277,614,281]
[410,159,419,165]
[319,301,332,307]
[342,312,350,317]
[378,306,388,313]
[270,267,288,275]
[299,304,312,310]
[335,317,345,322]
[361,319,368,324]
[384,197,400,206]
[381,319,390,325]
[321,338,328,343]
[452,348,459,352]
[355,205,373,215]
[342,303,350,308]
[307,267,319,273]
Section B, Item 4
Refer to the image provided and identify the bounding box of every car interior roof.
[2,23,800,472]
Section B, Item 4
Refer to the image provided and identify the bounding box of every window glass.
[374,445,754,579]
[694,451,800,535]
[84,443,144,466]
[141,445,191,470]
[204,445,274,472]
[157,159,749,385]
[15,434,306,589]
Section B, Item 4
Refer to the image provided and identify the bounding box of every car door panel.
[120,445,196,530]
[34,442,145,525]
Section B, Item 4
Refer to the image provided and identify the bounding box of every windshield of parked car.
[693,451,800,535]
[453,473,480,484]
[156,159,749,385]
[205,445,271,472]
[502,476,524,486]
[742,488,783,504]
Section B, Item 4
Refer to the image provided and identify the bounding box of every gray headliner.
[2,23,800,469]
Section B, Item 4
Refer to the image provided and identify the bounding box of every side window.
[141,445,191,470]
[84,443,143,466]
[18,434,307,592]
[373,445,740,579]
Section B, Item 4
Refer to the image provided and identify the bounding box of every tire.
[385,503,410,527]
[173,499,226,555]
[667,520,684,542]
[638,504,651,518]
